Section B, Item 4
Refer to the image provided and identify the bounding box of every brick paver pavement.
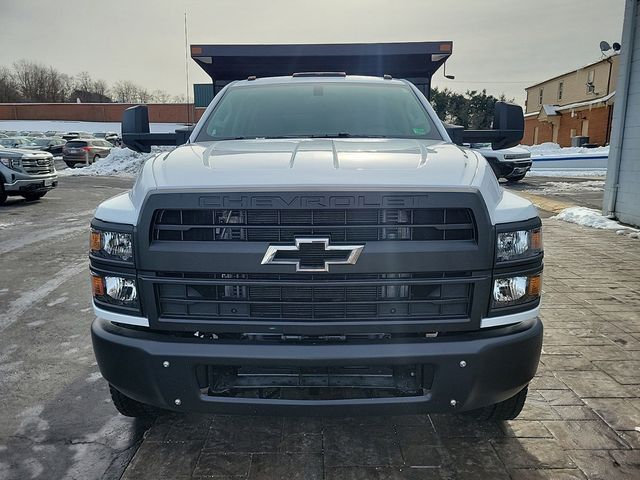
[121,218,640,479]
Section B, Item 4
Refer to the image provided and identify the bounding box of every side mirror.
[121,105,188,153]
[122,105,150,137]
[448,101,524,150]
[491,102,524,150]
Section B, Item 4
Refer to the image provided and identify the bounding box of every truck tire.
[109,384,163,418]
[464,385,529,421]
[506,173,527,182]
[22,192,47,201]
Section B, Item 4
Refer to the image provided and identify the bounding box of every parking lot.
[1,174,639,479]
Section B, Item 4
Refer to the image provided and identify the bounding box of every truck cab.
[90,68,542,420]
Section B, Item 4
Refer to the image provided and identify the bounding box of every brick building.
[522,54,619,146]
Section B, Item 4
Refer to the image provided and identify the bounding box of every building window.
[558,81,564,100]
[539,88,544,105]
[586,70,595,94]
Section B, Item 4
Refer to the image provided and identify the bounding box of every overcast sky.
[0,0,625,104]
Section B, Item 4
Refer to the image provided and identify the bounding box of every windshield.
[197,82,441,141]
[32,139,50,146]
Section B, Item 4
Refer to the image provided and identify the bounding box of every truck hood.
[96,138,538,227]
[150,139,480,189]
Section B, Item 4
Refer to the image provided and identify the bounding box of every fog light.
[104,276,137,304]
[492,273,541,308]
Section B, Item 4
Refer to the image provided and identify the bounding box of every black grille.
[21,157,55,175]
[151,208,476,242]
[155,272,473,322]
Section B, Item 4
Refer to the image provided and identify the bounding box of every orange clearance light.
[91,275,105,297]
[531,229,543,251]
[528,274,542,297]
[439,43,452,52]
[90,230,102,252]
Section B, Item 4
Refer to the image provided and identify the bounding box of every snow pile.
[58,147,171,177]
[532,180,605,194]
[552,207,639,238]
[521,142,609,157]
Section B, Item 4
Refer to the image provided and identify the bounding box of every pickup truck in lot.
[0,148,57,204]
[90,72,543,421]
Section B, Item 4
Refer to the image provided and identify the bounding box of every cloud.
[0,0,625,104]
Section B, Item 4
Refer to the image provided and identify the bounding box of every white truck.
[469,143,532,182]
[90,72,543,420]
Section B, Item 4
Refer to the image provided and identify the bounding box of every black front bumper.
[492,160,532,178]
[92,317,543,416]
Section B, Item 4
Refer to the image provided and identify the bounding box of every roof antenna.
[184,11,191,125]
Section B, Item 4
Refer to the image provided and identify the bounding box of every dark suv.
[62,139,113,168]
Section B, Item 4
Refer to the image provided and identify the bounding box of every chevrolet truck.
[90,72,543,421]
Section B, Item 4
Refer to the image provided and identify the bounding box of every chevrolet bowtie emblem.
[261,237,364,272]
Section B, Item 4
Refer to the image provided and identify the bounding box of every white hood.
[94,138,537,226]
[150,139,479,189]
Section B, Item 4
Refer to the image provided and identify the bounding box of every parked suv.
[470,143,532,182]
[0,148,57,204]
[63,139,113,168]
[91,74,543,420]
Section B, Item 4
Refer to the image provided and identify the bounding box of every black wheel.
[0,180,6,205]
[506,173,527,182]
[64,161,75,168]
[22,192,46,201]
[93,155,100,164]
[109,384,163,418]
[464,386,529,421]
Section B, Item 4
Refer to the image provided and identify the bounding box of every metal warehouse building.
[604,0,640,227]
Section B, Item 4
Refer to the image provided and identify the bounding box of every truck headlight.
[90,229,133,262]
[92,274,139,308]
[0,157,21,171]
[496,227,542,262]
[492,273,541,308]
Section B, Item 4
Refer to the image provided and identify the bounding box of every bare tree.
[0,66,20,102]
[112,80,139,103]
[152,89,172,103]
[12,60,70,102]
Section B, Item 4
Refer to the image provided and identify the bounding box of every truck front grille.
[154,271,473,322]
[151,208,476,242]
[21,157,55,175]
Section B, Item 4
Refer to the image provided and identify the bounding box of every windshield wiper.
[309,133,388,139]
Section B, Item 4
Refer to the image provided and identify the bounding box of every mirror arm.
[122,133,181,153]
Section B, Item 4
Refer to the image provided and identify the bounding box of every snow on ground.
[521,142,609,157]
[528,169,606,177]
[0,119,185,134]
[57,147,171,177]
[552,207,639,238]
[529,180,605,195]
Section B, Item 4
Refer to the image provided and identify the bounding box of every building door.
[534,126,539,144]
[581,119,589,137]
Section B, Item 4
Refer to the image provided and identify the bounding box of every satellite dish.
[600,41,611,52]
[612,42,621,52]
